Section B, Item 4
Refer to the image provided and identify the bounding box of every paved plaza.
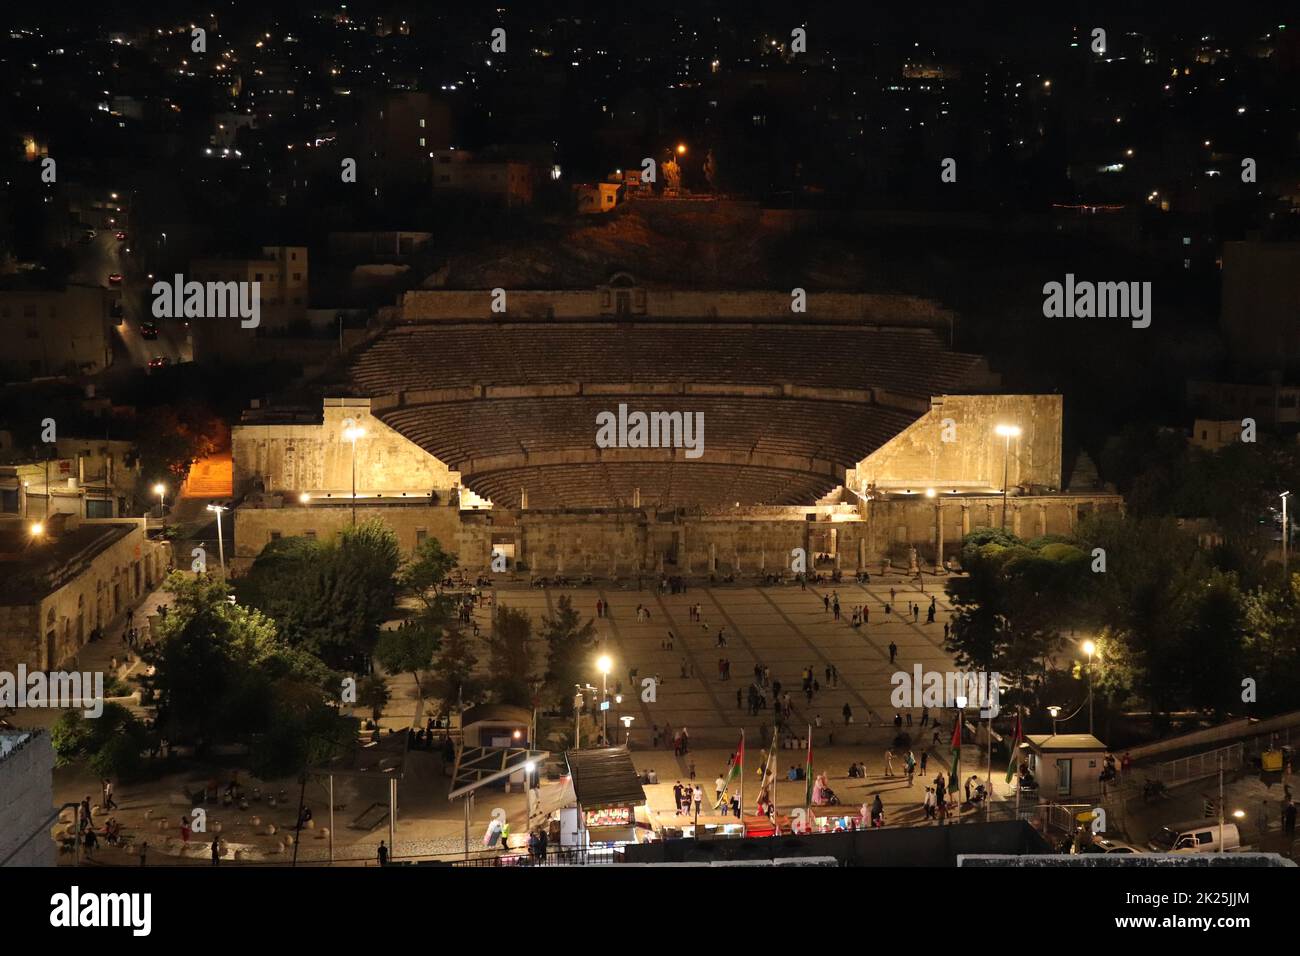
[496,572,961,749]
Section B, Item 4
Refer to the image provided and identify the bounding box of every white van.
[1147,820,1241,853]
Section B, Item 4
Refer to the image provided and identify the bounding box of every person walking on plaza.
[138,840,148,867]
[842,703,853,725]
[871,793,884,827]
[904,750,916,786]
[211,837,221,866]
[1284,799,1297,838]
[884,748,895,777]
[920,750,928,774]
[377,840,389,866]
[889,641,897,664]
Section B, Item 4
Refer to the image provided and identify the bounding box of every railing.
[449,846,618,867]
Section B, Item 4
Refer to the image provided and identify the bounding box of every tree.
[356,673,391,721]
[399,537,458,610]
[237,520,401,672]
[51,703,153,780]
[429,625,481,708]
[540,595,597,708]
[484,605,536,706]
[374,605,447,698]
[141,575,283,753]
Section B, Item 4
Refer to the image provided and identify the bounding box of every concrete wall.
[0,730,56,867]
[847,395,1064,494]
[232,398,462,498]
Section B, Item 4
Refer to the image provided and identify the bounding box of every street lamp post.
[206,503,227,576]
[995,425,1021,530]
[1281,491,1291,576]
[620,714,634,746]
[1047,705,1061,736]
[153,482,166,519]
[597,655,612,746]
[342,419,365,526]
[1082,640,1096,736]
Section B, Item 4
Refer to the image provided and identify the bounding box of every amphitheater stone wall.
[846,394,1064,494]
[400,289,955,327]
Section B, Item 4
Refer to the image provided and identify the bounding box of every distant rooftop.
[0,519,134,604]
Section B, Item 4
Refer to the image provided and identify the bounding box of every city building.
[0,284,116,381]
[431,150,537,206]
[0,515,170,671]
[573,181,622,214]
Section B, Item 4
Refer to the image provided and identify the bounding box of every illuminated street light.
[1281,491,1291,575]
[1082,640,1097,735]
[1047,704,1061,735]
[676,143,687,155]
[995,424,1022,529]
[597,655,612,744]
[153,482,167,517]
[205,503,228,576]
[29,521,44,537]
[342,419,365,525]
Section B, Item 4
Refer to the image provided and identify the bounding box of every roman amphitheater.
[225,279,1121,742]
[233,279,1118,575]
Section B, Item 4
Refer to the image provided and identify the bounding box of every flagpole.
[804,723,812,816]
[985,711,992,821]
[738,730,745,837]
[769,727,778,830]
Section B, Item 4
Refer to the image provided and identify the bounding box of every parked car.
[115,231,127,241]
[147,355,170,370]
[1147,820,1241,853]
[140,321,159,339]
[1079,837,1145,855]
[107,273,123,285]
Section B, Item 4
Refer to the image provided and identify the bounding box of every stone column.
[960,503,971,536]
[1068,502,1077,533]
[632,487,640,509]
[709,542,717,573]
[1037,502,1048,537]
[520,486,528,510]
[857,537,866,572]
[1011,505,1023,538]
[760,547,767,572]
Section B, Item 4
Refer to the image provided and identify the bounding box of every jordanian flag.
[722,733,743,806]
[1005,713,1023,784]
[949,715,962,785]
[803,726,814,809]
